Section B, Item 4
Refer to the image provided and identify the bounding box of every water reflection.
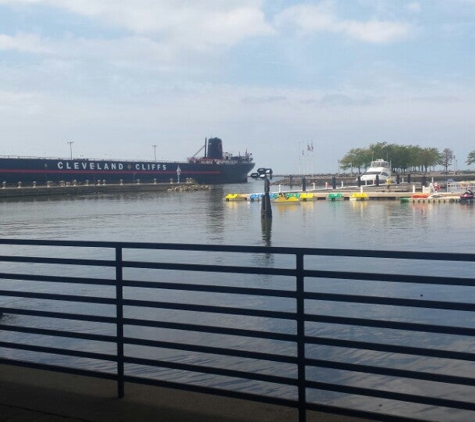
[206,187,226,236]
[261,218,272,247]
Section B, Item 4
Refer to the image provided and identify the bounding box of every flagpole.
[298,142,301,176]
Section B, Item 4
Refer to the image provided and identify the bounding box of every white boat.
[360,159,392,184]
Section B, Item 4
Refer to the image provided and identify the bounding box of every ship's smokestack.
[207,137,223,159]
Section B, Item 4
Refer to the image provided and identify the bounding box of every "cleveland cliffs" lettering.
[57,162,168,171]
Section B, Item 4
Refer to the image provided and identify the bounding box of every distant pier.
[0,181,209,199]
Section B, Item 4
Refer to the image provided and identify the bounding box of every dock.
[225,189,466,203]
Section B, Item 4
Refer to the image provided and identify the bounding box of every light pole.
[251,168,273,219]
[153,144,157,161]
[67,141,74,160]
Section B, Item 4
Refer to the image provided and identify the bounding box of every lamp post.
[251,168,273,219]
[153,144,157,161]
[67,141,74,160]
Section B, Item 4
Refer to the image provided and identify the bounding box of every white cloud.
[0,0,276,74]
[0,32,175,70]
[274,3,412,43]
[0,33,51,53]
[340,20,411,43]
[0,0,412,71]
[0,0,274,51]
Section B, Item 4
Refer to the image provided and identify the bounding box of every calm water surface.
[1,180,474,251]
[1,181,475,421]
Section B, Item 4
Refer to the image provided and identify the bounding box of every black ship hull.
[0,138,255,186]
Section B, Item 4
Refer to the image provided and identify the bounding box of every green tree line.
[339,142,475,174]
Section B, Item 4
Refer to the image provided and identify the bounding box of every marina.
[225,187,471,203]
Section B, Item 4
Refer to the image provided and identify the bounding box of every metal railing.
[0,239,475,422]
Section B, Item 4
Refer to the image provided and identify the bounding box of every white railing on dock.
[447,181,475,193]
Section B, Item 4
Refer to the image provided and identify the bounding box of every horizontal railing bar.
[0,255,116,267]
[123,280,297,298]
[123,318,297,342]
[123,299,296,320]
[0,341,117,362]
[123,356,298,386]
[122,243,297,254]
[0,239,121,248]
[305,269,475,287]
[306,337,475,361]
[122,260,296,276]
[305,314,475,337]
[3,267,473,291]
[0,271,116,286]
[306,358,475,386]
[301,248,475,262]
[1,238,474,262]
[306,380,475,411]
[0,308,116,324]
[0,325,117,343]
[0,290,117,305]
[124,337,298,364]
[123,374,299,409]
[305,292,475,312]
[2,267,471,291]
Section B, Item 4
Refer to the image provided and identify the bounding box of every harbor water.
[1,180,474,251]
[1,180,475,420]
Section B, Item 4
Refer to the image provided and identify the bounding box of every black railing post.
[115,246,125,398]
[296,251,306,422]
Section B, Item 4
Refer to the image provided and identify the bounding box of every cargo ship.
[0,137,255,186]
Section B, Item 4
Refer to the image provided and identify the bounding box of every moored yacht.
[360,159,392,184]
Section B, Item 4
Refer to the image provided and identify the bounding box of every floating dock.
[225,190,467,203]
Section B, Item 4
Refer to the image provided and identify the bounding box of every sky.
[0,0,474,174]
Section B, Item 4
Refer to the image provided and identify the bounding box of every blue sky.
[0,0,474,174]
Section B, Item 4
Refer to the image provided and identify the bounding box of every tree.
[368,142,390,161]
[467,151,475,166]
[340,148,370,174]
[394,145,414,173]
[419,147,441,173]
[339,142,447,173]
[441,148,454,174]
